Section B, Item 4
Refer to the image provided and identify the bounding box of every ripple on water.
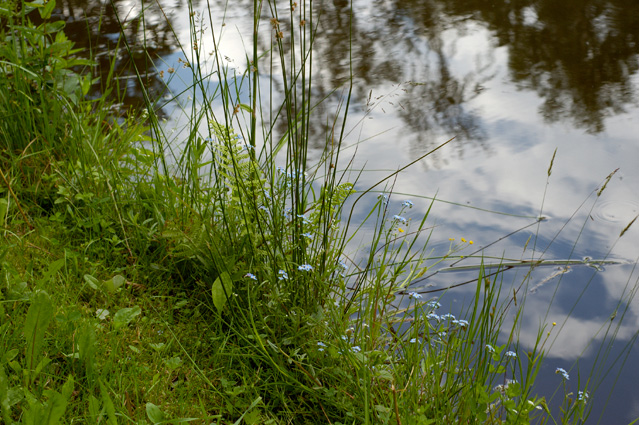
[592,200,639,223]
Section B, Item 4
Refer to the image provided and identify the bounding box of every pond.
[54,0,639,422]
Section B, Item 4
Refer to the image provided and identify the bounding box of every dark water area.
[49,0,639,423]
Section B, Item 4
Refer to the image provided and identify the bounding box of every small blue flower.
[378,194,389,205]
[408,292,422,299]
[578,391,589,403]
[485,344,495,353]
[351,346,361,353]
[301,232,313,239]
[441,313,456,321]
[298,264,313,271]
[338,259,348,270]
[278,270,289,280]
[402,200,414,208]
[505,351,517,359]
[409,338,418,343]
[244,273,257,281]
[426,313,440,322]
[393,215,408,224]
[296,214,310,224]
[555,367,569,380]
[454,319,469,328]
[427,300,442,309]
[317,341,327,347]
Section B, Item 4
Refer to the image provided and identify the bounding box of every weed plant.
[1,0,637,424]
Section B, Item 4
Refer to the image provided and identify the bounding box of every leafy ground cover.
[0,0,631,424]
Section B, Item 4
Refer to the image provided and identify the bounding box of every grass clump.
[0,0,634,424]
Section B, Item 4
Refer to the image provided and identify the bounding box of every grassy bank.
[0,0,629,424]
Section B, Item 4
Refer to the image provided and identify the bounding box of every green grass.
[1,0,638,424]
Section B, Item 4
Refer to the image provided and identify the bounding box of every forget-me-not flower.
[555,367,570,380]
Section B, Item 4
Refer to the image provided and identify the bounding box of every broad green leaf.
[39,0,55,19]
[39,259,65,285]
[149,343,165,352]
[2,349,18,363]
[0,198,8,227]
[163,356,182,370]
[99,380,117,425]
[87,395,102,422]
[96,309,109,320]
[24,291,54,382]
[211,272,233,312]
[113,306,141,330]
[146,402,166,424]
[103,275,125,293]
[84,274,99,290]
[41,375,73,425]
[0,365,13,425]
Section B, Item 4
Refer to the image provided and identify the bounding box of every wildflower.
[317,341,326,352]
[301,232,314,239]
[341,335,348,341]
[441,313,456,321]
[555,367,569,380]
[278,270,288,280]
[485,344,495,353]
[398,228,405,233]
[426,300,441,310]
[244,273,257,281]
[469,240,474,245]
[408,292,422,299]
[338,259,348,270]
[296,214,310,224]
[298,264,313,271]
[351,346,361,353]
[393,215,408,224]
[454,319,469,329]
[461,237,467,242]
[505,351,517,359]
[578,391,589,403]
[449,238,455,241]
[552,322,557,326]
[402,200,414,208]
[409,338,418,343]
[378,194,389,204]
[426,313,440,322]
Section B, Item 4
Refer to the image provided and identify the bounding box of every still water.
[54,0,639,422]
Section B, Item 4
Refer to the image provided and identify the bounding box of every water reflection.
[37,0,180,111]
[439,0,639,134]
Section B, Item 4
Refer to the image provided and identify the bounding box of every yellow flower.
[449,238,455,241]
[469,240,474,245]
[398,228,404,233]
[461,237,467,243]
[552,322,557,326]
